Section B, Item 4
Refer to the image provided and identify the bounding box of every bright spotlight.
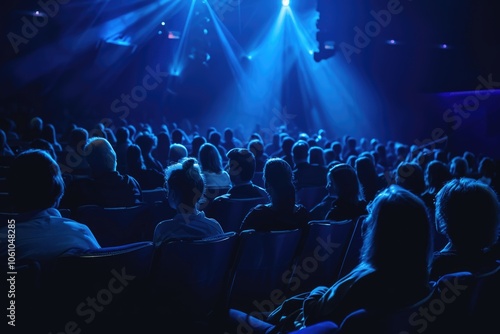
[282,0,290,7]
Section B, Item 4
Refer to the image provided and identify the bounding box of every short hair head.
[84,137,117,176]
[435,178,500,251]
[226,148,256,182]
[292,140,309,163]
[248,139,264,159]
[329,163,362,201]
[169,143,188,164]
[135,131,157,154]
[8,149,64,212]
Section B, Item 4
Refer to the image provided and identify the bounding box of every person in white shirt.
[153,158,224,246]
[0,149,100,263]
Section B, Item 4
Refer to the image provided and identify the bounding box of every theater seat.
[150,232,239,332]
[287,219,354,295]
[44,241,154,333]
[72,204,149,247]
[227,229,303,314]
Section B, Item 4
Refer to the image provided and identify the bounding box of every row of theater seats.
[7,218,365,333]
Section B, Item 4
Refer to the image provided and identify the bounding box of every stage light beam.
[282,0,290,7]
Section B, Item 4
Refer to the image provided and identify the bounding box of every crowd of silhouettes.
[0,113,499,333]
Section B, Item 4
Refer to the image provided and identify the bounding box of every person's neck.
[177,206,199,215]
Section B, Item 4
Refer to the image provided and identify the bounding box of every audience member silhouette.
[384,140,396,169]
[277,136,295,168]
[0,116,19,142]
[393,143,409,169]
[198,142,231,188]
[434,149,448,164]
[395,162,426,197]
[0,149,100,262]
[421,160,452,211]
[126,144,165,190]
[240,158,310,231]
[189,135,206,159]
[248,139,268,173]
[28,138,57,161]
[374,143,388,170]
[41,123,62,152]
[291,140,327,190]
[216,148,268,200]
[330,141,343,163]
[309,146,325,166]
[430,178,500,280]
[22,116,43,142]
[208,130,228,160]
[152,131,171,169]
[204,148,269,230]
[153,158,224,245]
[309,170,338,221]
[114,126,133,174]
[169,143,188,164]
[463,151,478,178]
[449,156,469,179]
[88,122,108,140]
[61,126,90,175]
[355,155,386,203]
[325,163,368,221]
[477,156,496,187]
[222,127,243,151]
[61,137,142,210]
[171,127,189,145]
[323,148,336,166]
[135,131,164,174]
[265,133,281,157]
[343,136,359,161]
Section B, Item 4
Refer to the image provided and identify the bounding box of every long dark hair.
[360,185,432,279]
[264,158,295,212]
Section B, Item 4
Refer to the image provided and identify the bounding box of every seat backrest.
[295,186,328,211]
[287,219,354,295]
[141,187,168,204]
[336,215,367,280]
[227,229,303,314]
[467,262,500,332]
[207,197,269,232]
[45,241,154,331]
[150,232,238,320]
[72,204,148,247]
